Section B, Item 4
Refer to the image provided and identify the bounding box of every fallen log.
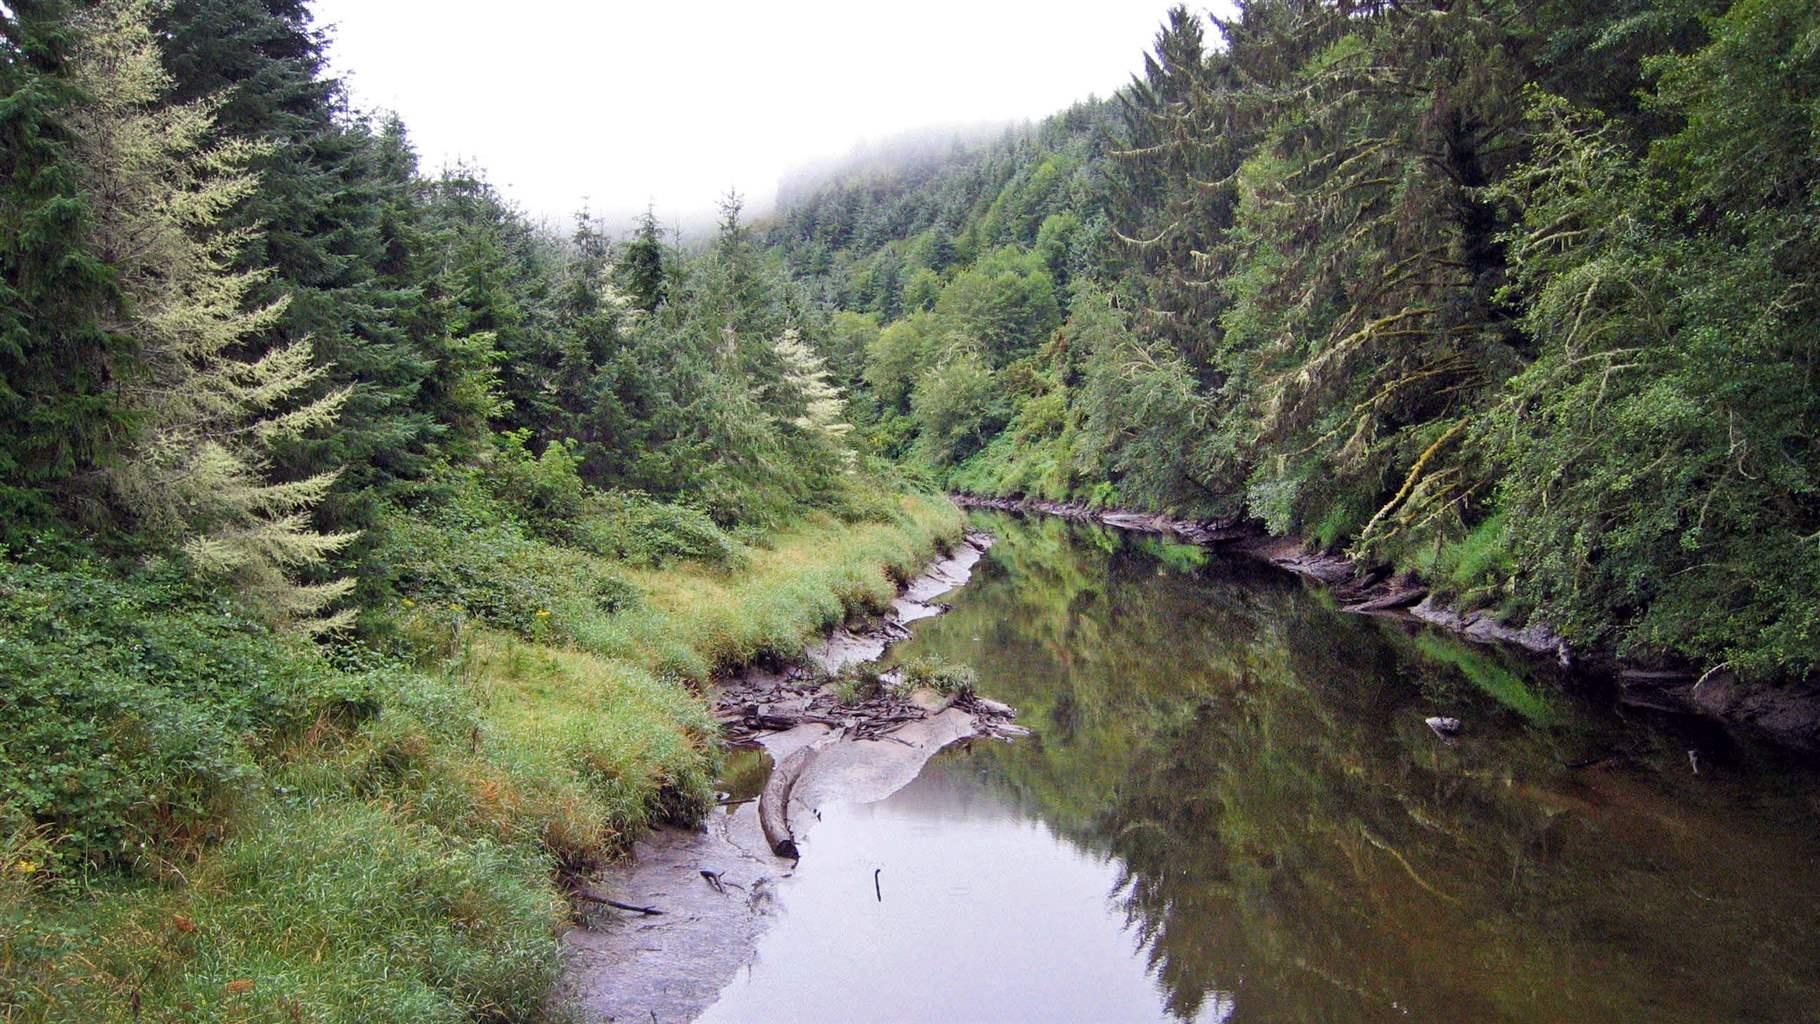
[759,744,819,859]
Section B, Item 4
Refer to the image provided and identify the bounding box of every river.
[695,510,1820,1023]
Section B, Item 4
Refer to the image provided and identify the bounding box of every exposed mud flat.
[557,529,1020,1023]
[558,799,780,1024]
[802,530,990,674]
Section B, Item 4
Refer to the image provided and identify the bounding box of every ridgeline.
[764,0,1819,695]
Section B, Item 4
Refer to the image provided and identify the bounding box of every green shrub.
[1311,500,1360,552]
[830,664,887,705]
[0,560,337,868]
[901,654,979,698]
[378,513,638,640]
[567,490,744,569]
[485,430,590,535]
[818,475,909,526]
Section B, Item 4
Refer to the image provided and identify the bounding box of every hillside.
[764,0,1820,684]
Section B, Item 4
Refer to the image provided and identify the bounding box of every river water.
[697,511,1820,1023]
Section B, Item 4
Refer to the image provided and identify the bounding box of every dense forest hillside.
[767,0,1820,683]
[1,1,961,1018]
[3,0,1818,1019]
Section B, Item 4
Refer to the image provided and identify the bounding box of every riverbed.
[690,510,1820,1023]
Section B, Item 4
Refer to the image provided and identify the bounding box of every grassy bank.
[1,487,962,1023]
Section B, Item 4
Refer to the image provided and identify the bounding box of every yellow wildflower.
[400,598,416,609]
[535,609,551,618]
[15,859,38,875]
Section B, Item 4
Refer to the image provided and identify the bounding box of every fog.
[307,1,1184,233]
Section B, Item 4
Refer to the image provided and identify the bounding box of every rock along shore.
[951,493,1820,755]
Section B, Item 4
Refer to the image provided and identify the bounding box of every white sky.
[308,1,1206,230]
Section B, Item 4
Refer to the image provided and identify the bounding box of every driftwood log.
[570,887,664,915]
[759,744,819,859]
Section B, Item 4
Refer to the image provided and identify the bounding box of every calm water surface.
[700,512,1820,1023]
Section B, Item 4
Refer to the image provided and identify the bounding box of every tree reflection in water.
[900,512,1820,1024]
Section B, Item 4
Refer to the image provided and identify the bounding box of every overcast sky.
[307,1,1207,230]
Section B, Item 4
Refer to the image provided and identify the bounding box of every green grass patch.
[899,653,979,698]
[4,800,562,1024]
[577,494,962,677]
[1,488,963,1023]
[461,634,717,862]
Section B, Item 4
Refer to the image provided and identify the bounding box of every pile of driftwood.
[717,667,1026,860]
[715,664,1025,745]
[747,693,1023,860]
[715,672,931,744]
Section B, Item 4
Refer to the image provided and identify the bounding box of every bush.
[378,512,638,641]
[829,664,887,704]
[568,490,745,569]
[0,560,338,868]
[485,431,589,536]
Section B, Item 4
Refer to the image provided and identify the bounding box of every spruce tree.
[0,1,128,535]
[618,207,668,312]
[155,0,442,512]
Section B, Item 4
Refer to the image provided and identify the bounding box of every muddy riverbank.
[951,493,1820,754]
[556,529,1019,1023]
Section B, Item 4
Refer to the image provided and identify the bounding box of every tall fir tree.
[618,206,668,312]
[0,1,128,535]
[155,0,444,516]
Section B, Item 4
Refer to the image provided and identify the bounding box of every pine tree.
[68,0,353,628]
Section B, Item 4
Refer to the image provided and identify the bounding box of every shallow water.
[699,512,1820,1024]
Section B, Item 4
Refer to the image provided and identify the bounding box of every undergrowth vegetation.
[0,484,962,1022]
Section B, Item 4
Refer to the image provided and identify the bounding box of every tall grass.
[1,490,962,1022]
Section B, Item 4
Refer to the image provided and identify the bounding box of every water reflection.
[710,512,1820,1024]
[698,759,1234,1024]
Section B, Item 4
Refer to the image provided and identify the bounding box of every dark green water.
[703,512,1820,1023]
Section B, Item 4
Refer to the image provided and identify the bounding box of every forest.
[1,0,963,1017]
[776,0,1819,682]
[2,0,1816,1020]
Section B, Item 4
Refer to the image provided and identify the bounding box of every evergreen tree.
[419,167,568,441]
[618,206,668,312]
[155,0,443,512]
[0,1,127,535]
[69,0,353,627]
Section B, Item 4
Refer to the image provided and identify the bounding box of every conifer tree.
[420,168,569,441]
[0,1,127,534]
[771,328,850,442]
[68,0,353,628]
[618,207,668,312]
[156,0,444,512]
